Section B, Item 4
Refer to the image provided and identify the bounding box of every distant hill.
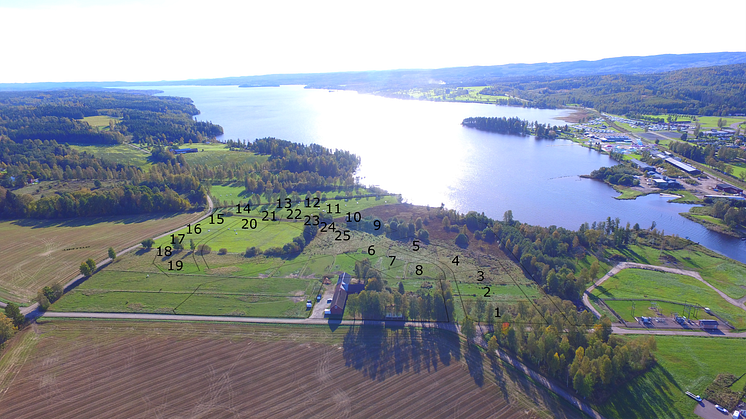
[480,63,746,116]
[1,52,744,92]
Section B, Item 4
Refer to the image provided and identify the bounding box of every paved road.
[41,311,453,329]
[612,326,746,338]
[2,196,214,316]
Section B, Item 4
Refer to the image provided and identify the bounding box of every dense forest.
[478,63,746,116]
[0,90,223,145]
[462,117,562,139]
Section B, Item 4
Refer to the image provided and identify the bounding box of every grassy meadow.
[603,244,746,300]
[597,336,746,419]
[592,268,746,329]
[69,144,150,169]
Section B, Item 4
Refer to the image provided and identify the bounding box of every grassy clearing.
[729,163,746,180]
[69,144,150,169]
[613,186,650,200]
[592,268,746,328]
[597,336,746,419]
[181,143,267,167]
[695,116,746,129]
[13,179,125,201]
[0,212,203,304]
[668,190,702,204]
[81,115,120,130]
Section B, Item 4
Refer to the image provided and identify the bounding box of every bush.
[141,238,155,249]
[4,303,24,328]
[455,233,470,248]
[244,246,260,257]
[704,373,743,411]
[196,244,211,255]
[218,248,228,255]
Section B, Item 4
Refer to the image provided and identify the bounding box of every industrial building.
[664,157,700,175]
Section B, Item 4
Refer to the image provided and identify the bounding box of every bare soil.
[0,320,583,419]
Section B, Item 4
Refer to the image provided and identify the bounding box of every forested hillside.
[479,63,746,116]
[0,90,223,145]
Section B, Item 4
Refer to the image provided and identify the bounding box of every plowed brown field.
[0,321,583,419]
[0,211,203,303]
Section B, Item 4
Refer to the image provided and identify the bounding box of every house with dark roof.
[329,272,364,315]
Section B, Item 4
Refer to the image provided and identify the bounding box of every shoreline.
[679,212,744,239]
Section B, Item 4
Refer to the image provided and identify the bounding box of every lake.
[146,85,745,263]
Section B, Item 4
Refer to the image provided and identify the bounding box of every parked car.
[327,298,332,304]
[316,295,322,301]
[715,405,728,414]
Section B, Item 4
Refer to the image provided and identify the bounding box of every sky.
[1,0,745,83]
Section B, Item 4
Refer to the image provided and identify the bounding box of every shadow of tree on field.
[596,365,682,419]
[342,325,461,382]
[464,343,484,386]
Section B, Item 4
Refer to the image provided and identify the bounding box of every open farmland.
[51,203,543,322]
[0,320,583,419]
[0,211,205,304]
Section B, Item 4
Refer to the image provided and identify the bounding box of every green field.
[597,336,746,419]
[181,143,267,167]
[81,115,121,130]
[176,187,401,255]
[592,268,746,329]
[70,144,150,169]
[156,214,303,253]
[603,244,746,300]
[602,299,719,323]
[50,251,319,317]
[695,116,746,129]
